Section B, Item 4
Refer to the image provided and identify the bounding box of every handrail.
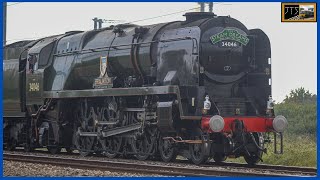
[53,37,198,57]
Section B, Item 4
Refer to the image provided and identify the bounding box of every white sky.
[6,2,317,102]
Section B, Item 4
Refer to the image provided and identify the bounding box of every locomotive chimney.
[93,17,98,30]
[183,12,216,23]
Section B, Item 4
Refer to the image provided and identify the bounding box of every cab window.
[28,54,39,72]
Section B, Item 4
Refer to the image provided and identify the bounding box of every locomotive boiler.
[3,12,288,165]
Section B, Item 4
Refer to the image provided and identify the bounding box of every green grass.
[262,135,316,167]
[226,135,317,167]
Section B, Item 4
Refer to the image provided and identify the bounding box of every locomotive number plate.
[29,82,40,91]
[219,41,240,48]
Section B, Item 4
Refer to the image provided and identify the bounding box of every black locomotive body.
[3,12,287,165]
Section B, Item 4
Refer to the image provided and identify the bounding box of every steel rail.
[204,161,317,175]
[3,153,312,177]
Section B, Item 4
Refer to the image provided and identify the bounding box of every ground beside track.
[3,160,164,177]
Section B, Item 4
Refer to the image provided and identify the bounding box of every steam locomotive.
[3,12,288,165]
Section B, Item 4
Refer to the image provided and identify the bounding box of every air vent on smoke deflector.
[183,12,216,23]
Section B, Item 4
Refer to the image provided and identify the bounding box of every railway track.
[204,161,317,176]
[3,152,316,177]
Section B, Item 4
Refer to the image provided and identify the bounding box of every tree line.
[275,87,317,138]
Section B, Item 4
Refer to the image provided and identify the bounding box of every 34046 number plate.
[218,41,240,48]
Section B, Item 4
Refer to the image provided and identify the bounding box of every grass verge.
[226,135,317,167]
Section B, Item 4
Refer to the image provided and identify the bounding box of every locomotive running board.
[43,86,201,120]
[43,86,179,98]
[79,123,142,137]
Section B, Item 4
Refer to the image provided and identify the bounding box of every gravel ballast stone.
[3,160,162,177]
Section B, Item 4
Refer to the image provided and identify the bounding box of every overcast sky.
[6,2,317,102]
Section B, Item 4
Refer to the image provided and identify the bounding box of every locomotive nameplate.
[210,28,249,46]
